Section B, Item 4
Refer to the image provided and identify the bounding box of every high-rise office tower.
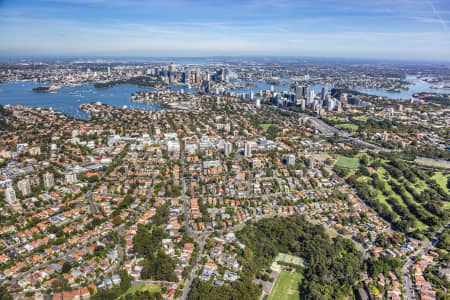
[327,99,336,111]
[302,86,308,98]
[307,90,315,106]
[5,186,16,204]
[321,87,328,101]
[294,86,304,98]
[309,157,315,168]
[195,71,200,83]
[5,186,17,205]
[244,142,252,158]
[169,62,176,73]
[286,154,296,165]
[224,142,232,156]
[43,172,55,189]
[65,172,78,184]
[5,186,21,211]
[18,178,31,196]
[340,93,348,105]
[300,99,306,111]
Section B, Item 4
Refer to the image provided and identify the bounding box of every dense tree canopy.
[133,226,178,282]
[189,215,365,300]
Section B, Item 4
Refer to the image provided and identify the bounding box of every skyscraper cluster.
[271,85,343,115]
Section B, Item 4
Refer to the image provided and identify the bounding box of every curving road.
[401,224,448,300]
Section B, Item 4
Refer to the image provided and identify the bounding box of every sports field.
[336,123,358,131]
[326,116,348,122]
[271,253,304,272]
[259,123,273,130]
[335,155,360,169]
[268,271,303,300]
[276,253,304,266]
[125,284,161,296]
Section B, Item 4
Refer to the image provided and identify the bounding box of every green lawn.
[335,156,360,169]
[326,116,349,122]
[357,175,372,183]
[375,166,429,232]
[432,172,449,192]
[432,172,450,210]
[408,177,428,194]
[259,123,273,130]
[336,123,359,131]
[268,271,303,300]
[374,189,392,211]
[353,116,368,121]
[366,161,448,234]
[124,284,161,296]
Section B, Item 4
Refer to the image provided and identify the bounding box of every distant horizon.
[1,0,450,61]
[1,54,450,65]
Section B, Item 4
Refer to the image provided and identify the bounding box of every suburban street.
[401,224,448,300]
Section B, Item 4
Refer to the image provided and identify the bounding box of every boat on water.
[50,91,57,94]
[431,85,450,90]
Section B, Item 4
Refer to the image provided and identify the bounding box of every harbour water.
[0,80,330,119]
[0,75,447,119]
[0,81,169,119]
[354,75,450,100]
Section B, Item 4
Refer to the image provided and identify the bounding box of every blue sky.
[1,0,450,60]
